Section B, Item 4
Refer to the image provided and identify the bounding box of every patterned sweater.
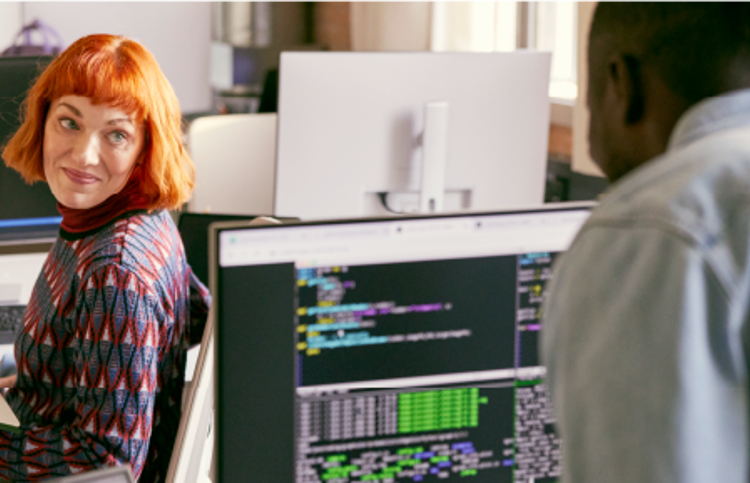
[1,210,210,482]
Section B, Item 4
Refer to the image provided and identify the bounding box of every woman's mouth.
[63,168,99,185]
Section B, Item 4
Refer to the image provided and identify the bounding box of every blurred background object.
[0,2,606,205]
[1,19,64,57]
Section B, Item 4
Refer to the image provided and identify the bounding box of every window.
[431,2,577,101]
[535,2,577,100]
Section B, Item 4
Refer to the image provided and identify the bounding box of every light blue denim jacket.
[542,88,750,482]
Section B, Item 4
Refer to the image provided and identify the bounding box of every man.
[542,3,750,482]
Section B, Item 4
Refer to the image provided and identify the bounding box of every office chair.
[187,113,277,215]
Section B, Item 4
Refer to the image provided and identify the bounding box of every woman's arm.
[0,263,165,481]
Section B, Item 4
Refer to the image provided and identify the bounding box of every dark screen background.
[298,256,518,386]
[0,57,59,223]
[217,262,296,483]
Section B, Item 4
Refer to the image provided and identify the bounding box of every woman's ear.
[136,147,147,166]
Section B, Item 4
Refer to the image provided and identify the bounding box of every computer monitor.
[211,203,592,481]
[0,56,61,239]
[0,218,61,244]
[274,52,552,220]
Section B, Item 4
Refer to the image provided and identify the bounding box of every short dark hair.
[590,3,750,106]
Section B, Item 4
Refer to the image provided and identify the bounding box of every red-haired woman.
[1,34,210,481]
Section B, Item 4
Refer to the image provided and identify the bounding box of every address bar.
[221,225,579,267]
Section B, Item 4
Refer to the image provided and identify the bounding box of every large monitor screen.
[213,205,592,482]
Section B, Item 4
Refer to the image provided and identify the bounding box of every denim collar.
[668,87,750,152]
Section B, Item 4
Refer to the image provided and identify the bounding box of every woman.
[0,34,210,481]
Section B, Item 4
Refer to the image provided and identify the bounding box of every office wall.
[572,2,603,176]
[0,3,22,52]
[21,2,212,114]
[272,3,313,47]
[333,3,518,55]
[351,3,431,51]
[239,1,316,85]
[315,2,351,51]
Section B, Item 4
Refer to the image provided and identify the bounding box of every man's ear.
[607,54,645,125]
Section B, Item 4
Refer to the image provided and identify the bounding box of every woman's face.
[43,95,145,209]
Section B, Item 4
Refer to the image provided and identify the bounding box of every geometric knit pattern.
[1,210,210,482]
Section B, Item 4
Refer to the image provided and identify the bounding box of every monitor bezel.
[208,202,595,481]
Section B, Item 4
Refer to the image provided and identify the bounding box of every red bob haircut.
[2,34,194,210]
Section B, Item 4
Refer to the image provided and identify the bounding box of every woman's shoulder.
[118,209,180,246]
[116,209,184,266]
[58,210,184,283]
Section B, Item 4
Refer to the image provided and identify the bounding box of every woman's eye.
[108,131,127,144]
[60,118,78,130]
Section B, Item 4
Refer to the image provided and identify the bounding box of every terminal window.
[293,252,561,483]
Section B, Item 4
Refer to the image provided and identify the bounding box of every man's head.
[588,3,750,182]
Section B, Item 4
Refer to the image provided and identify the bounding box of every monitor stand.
[419,101,449,213]
[376,101,452,216]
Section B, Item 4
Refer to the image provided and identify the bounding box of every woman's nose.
[71,134,99,166]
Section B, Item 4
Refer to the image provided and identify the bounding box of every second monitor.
[275,52,552,220]
[0,56,61,240]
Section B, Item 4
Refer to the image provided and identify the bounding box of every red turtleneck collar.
[57,169,152,234]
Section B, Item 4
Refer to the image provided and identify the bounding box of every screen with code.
[215,208,590,482]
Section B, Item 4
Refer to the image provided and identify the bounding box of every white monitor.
[274,52,552,220]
